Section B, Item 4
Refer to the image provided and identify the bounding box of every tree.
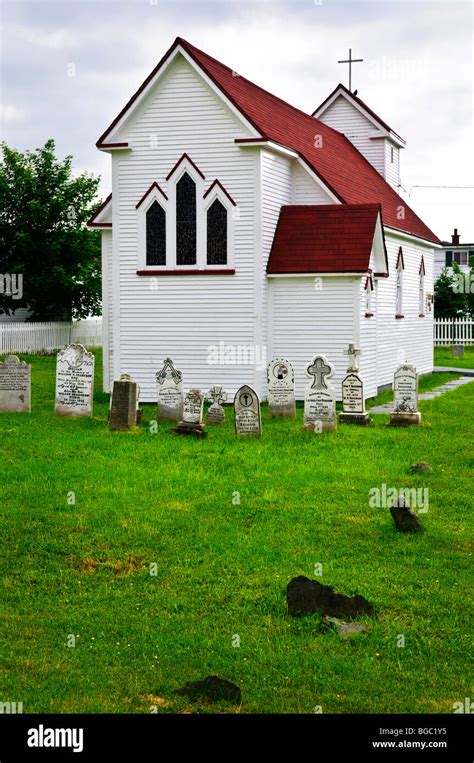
[0,139,102,320]
[434,264,467,318]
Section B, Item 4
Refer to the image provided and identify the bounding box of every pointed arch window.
[395,247,404,317]
[176,172,196,265]
[419,256,425,316]
[146,200,166,266]
[207,199,227,265]
[365,275,374,316]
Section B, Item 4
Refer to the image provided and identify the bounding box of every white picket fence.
[433,318,474,346]
[0,318,103,354]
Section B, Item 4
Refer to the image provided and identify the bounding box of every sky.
[1,0,473,242]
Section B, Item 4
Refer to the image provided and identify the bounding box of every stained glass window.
[176,172,196,265]
[207,199,227,265]
[146,201,166,266]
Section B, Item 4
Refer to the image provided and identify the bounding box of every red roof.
[268,204,383,274]
[97,37,439,244]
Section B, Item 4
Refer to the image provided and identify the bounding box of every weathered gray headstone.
[234,385,261,436]
[173,389,207,438]
[389,363,421,426]
[304,355,336,431]
[109,373,140,430]
[452,344,464,357]
[0,355,31,413]
[54,344,94,417]
[156,357,183,421]
[206,385,227,424]
[339,345,370,425]
[267,358,296,418]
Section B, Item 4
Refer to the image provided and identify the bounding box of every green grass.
[0,350,472,714]
[434,345,474,370]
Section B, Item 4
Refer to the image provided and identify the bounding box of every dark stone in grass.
[172,422,207,439]
[175,675,241,704]
[389,496,422,533]
[287,576,375,619]
[409,461,432,474]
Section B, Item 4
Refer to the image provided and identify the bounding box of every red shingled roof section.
[178,39,439,244]
[267,204,380,273]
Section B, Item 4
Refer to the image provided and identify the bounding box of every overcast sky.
[1,0,473,242]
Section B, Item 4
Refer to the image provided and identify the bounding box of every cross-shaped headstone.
[206,385,227,406]
[307,357,332,389]
[343,343,361,372]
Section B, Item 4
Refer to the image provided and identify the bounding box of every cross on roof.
[338,48,363,92]
[343,343,361,372]
[207,385,227,405]
[307,356,332,389]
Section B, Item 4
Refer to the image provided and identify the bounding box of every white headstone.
[342,373,365,414]
[267,358,296,418]
[55,344,94,417]
[304,354,336,431]
[206,385,227,424]
[182,389,204,425]
[390,363,421,426]
[156,357,183,421]
[0,355,31,413]
[234,385,261,436]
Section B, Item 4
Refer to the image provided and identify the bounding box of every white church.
[88,37,440,401]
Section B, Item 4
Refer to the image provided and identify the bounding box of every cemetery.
[0,345,472,713]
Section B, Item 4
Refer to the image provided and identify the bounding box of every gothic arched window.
[176,172,196,265]
[146,201,166,266]
[207,199,227,265]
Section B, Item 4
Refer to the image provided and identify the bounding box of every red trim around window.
[365,312,374,318]
[203,178,237,206]
[137,269,235,276]
[135,181,168,209]
[395,314,405,319]
[166,153,205,181]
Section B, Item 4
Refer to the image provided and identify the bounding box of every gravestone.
[109,373,140,430]
[234,385,261,436]
[389,363,421,426]
[339,344,370,425]
[267,358,296,418]
[0,355,31,413]
[156,357,183,421]
[173,389,207,438]
[304,355,336,431]
[206,385,227,424]
[54,344,94,417]
[452,344,464,357]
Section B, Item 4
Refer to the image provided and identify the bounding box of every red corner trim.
[135,182,168,209]
[365,312,374,318]
[87,193,112,227]
[395,314,405,319]
[97,142,129,149]
[203,179,236,206]
[166,153,205,181]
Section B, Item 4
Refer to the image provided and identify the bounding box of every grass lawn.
[0,350,472,714]
[434,345,474,370]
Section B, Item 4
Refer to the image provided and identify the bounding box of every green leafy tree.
[0,139,102,320]
[434,264,467,318]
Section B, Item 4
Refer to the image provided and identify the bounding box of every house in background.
[89,37,440,401]
[434,228,474,281]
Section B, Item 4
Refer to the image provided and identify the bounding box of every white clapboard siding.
[384,142,400,191]
[358,271,378,399]
[269,277,357,400]
[111,54,258,401]
[102,230,113,392]
[375,234,434,387]
[0,308,32,323]
[291,162,334,204]
[0,319,102,354]
[434,318,474,345]
[317,95,385,177]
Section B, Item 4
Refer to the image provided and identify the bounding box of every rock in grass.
[389,496,422,532]
[322,616,369,639]
[409,461,432,474]
[287,576,375,619]
[175,675,241,704]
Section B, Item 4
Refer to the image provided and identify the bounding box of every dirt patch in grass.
[70,554,146,576]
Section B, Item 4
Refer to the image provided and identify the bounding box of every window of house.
[365,276,374,315]
[390,146,394,164]
[176,172,197,265]
[419,261,425,316]
[396,249,404,316]
[453,251,468,265]
[146,200,166,266]
[445,251,453,266]
[207,199,227,265]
